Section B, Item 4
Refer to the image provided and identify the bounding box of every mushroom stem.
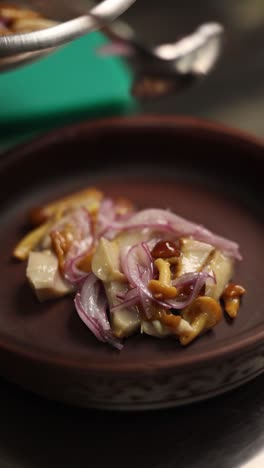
[222,283,246,318]
[180,296,223,346]
[224,297,240,318]
[148,257,178,299]
[154,258,171,285]
[180,313,207,345]
[148,280,178,299]
[13,221,51,261]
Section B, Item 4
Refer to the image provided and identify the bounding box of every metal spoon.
[101,21,224,98]
[0,0,136,71]
[0,1,224,100]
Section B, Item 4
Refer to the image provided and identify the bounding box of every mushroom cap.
[183,296,223,329]
[223,283,246,298]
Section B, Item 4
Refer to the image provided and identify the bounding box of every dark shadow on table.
[0,373,263,468]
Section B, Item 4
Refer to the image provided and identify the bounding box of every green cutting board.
[0,32,135,151]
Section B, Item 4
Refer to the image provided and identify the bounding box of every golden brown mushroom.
[13,205,67,261]
[180,296,223,345]
[0,4,41,21]
[13,221,52,261]
[222,283,246,318]
[0,3,57,34]
[148,258,178,299]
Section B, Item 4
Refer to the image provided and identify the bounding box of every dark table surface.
[0,1,263,467]
[0,373,264,468]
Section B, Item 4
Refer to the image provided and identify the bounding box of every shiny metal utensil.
[0,0,135,71]
[102,22,224,98]
[0,0,224,101]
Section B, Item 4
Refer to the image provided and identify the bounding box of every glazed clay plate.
[0,116,263,410]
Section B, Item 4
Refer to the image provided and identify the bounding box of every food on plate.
[0,3,57,35]
[13,187,246,350]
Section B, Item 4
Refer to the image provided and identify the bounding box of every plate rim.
[0,115,263,377]
[0,115,263,170]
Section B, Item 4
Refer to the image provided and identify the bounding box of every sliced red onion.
[64,253,90,285]
[141,241,154,264]
[75,292,104,342]
[97,198,135,238]
[172,271,215,288]
[121,241,217,313]
[96,198,116,236]
[111,287,140,312]
[139,288,155,319]
[120,245,132,279]
[70,208,94,255]
[97,41,134,57]
[123,242,153,288]
[74,273,123,350]
[116,293,126,301]
[121,242,169,309]
[0,16,12,28]
[111,282,154,319]
[167,271,216,309]
[51,207,93,256]
[103,209,241,260]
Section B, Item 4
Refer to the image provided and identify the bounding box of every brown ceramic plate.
[0,116,263,410]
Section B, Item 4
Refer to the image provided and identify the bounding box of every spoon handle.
[0,0,136,56]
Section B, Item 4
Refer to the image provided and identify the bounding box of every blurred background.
[0,3,263,467]
[124,0,264,137]
[0,0,263,153]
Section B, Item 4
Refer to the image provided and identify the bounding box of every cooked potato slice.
[205,250,234,300]
[92,238,125,283]
[104,281,140,338]
[177,238,215,276]
[26,249,73,301]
